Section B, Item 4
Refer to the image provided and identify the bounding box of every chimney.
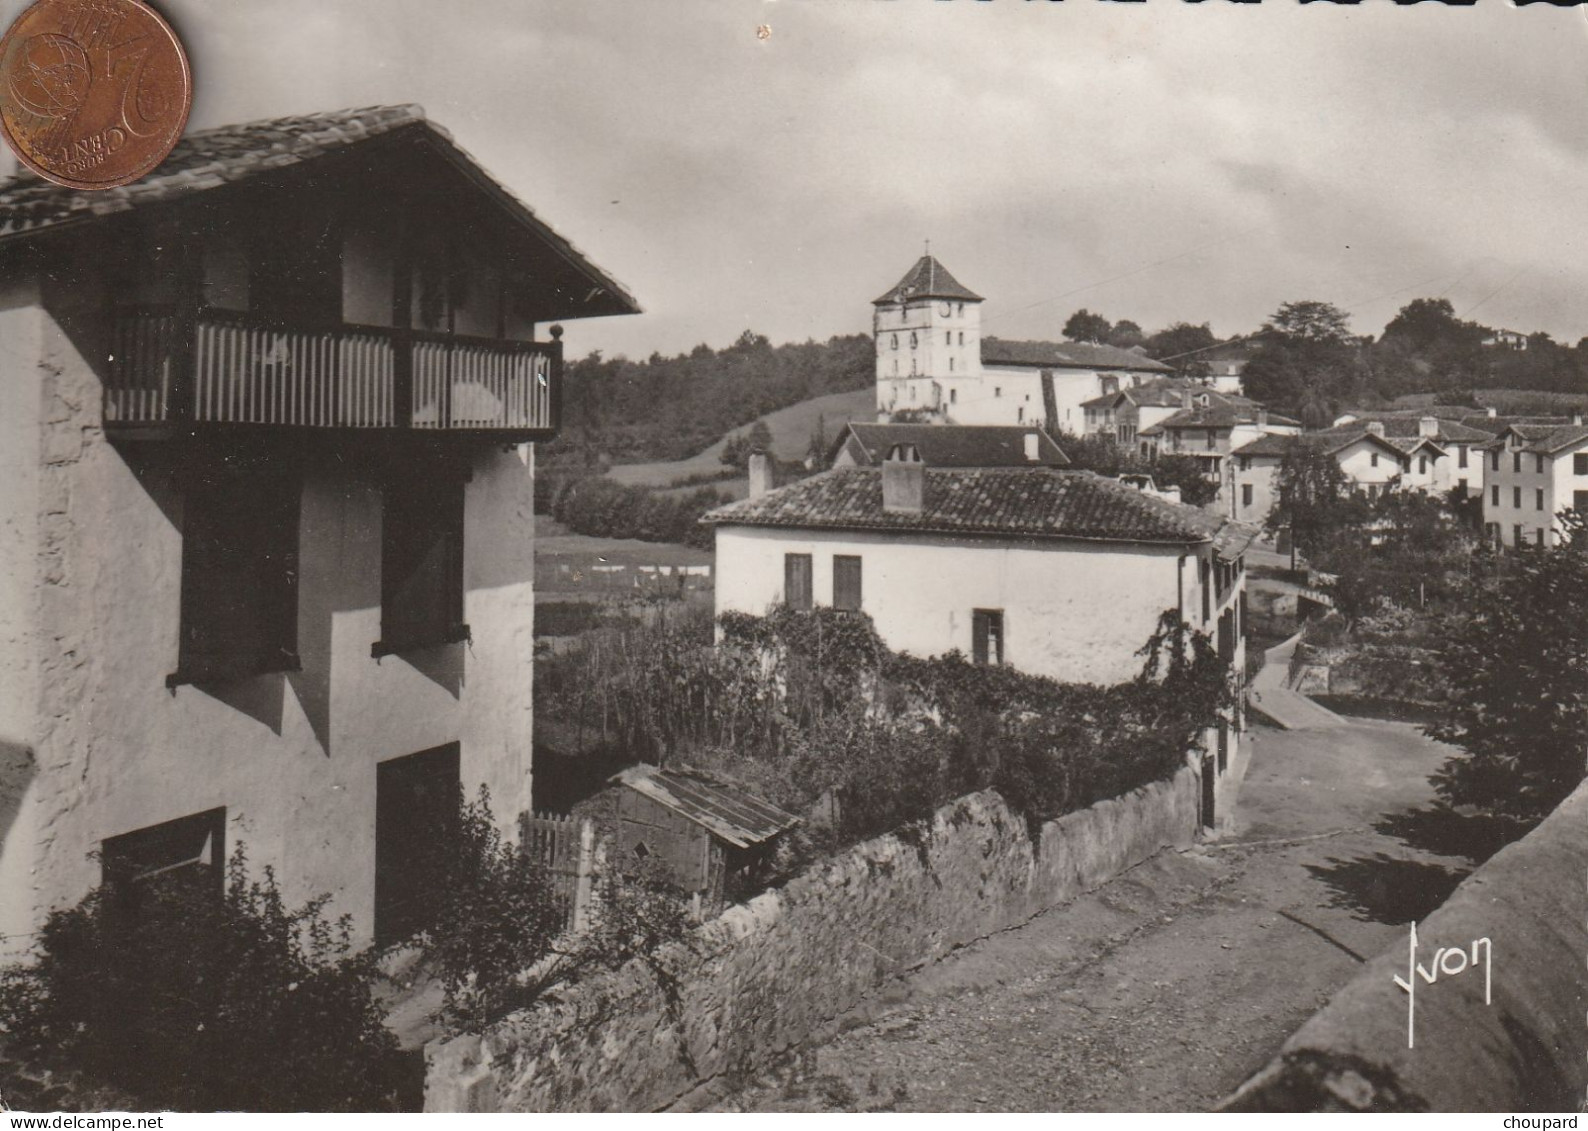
[882,443,925,514]
[1419,415,1438,438]
[1365,421,1386,437]
[1180,389,1193,411]
[1486,406,1498,418]
[1024,432,1040,462]
[1573,408,1584,427]
[1257,409,1269,429]
[748,452,774,499]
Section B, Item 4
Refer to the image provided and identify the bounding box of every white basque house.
[0,106,639,956]
[706,449,1257,828]
[872,255,1171,434]
[1228,423,1443,527]
[1480,423,1588,547]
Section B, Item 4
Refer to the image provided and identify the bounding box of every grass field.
[606,386,875,489]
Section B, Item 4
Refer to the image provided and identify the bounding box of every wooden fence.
[521,812,596,933]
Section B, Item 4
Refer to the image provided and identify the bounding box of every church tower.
[872,253,983,419]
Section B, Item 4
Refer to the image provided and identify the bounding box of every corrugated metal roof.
[612,765,799,849]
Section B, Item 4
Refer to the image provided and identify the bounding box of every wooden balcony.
[107,307,561,438]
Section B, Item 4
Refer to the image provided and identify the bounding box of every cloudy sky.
[6,0,1586,359]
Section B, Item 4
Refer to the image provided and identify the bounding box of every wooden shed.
[601,765,799,911]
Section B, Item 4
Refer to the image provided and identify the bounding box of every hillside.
[607,387,875,489]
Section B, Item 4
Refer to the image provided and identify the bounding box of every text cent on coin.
[0,0,190,189]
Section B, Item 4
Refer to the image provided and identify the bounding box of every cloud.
[4,0,1586,357]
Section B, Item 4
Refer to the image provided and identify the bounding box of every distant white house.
[1228,422,1447,527]
[1480,423,1588,547]
[870,255,1170,433]
[1328,412,1498,497]
[706,450,1255,688]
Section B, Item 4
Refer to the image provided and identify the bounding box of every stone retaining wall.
[425,766,1201,1112]
[1222,778,1588,1112]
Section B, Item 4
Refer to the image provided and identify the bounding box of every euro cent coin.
[0,0,191,189]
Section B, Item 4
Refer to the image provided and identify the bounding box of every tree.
[1107,319,1145,350]
[1144,322,1217,378]
[1267,300,1353,347]
[747,418,774,453]
[1426,512,1588,822]
[1265,439,1366,569]
[1063,309,1112,345]
[1310,490,1477,619]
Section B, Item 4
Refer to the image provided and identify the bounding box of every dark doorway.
[1201,755,1216,829]
[375,742,460,947]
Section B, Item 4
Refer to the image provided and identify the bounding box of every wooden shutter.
[784,554,813,611]
[381,472,466,650]
[833,555,862,611]
[972,609,1001,665]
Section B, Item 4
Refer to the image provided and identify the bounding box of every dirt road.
[705,716,1497,1112]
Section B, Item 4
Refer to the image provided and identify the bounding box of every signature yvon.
[1392,922,1493,1049]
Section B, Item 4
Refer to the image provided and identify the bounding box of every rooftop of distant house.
[1485,423,1588,455]
[982,337,1172,373]
[1331,413,1497,444]
[705,466,1258,559]
[1139,396,1300,435]
[1234,425,1438,460]
[831,423,1069,468]
[1082,378,1267,412]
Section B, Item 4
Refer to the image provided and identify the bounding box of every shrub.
[422,788,568,1032]
[0,850,403,1112]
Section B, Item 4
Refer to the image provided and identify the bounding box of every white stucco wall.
[1484,439,1588,547]
[714,525,1203,685]
[1,300,537,958]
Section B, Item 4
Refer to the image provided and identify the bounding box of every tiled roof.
[612,765,799,849]
[0,105,642,316]
[1140,402,1300,435]
[705,466,1245,549]
[873,255,983,305]
[982,337,1172,373]
[836,423,1069,468]
[1333,413,1496,443]
[1463,414,1577,436]
[0,105,426,238]
[1232,433,1298,458]
[1521,425,1588,454]
[1084,380,1274,413]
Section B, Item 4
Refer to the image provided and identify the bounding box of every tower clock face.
[940,302,953,317]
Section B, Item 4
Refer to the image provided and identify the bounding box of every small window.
[377,470,468,655]
[909,332,918,349]
[957,303,964,316]
[1458,446,1468,469]
[958,331,964,345]
[1371,452,1379,468]
[1574,453,1588,476]
[1491,450,1500,472]
[949,386,957,401]
[1513,523,1523,547]
[1205,429,1216,450]
[994,386,1002,398]
[173,472,300,685]
[785,553,813,611]
[1017,406,1024,423]
[1513,452,1523,473]
[1419,456,1427,474]
[1537,528,1547,546]
[1536,454,1546,474]
[1241,484,1254,508]
[1575,490,1588,513]
[1491,484,1500,507]
[945,331,952,346]
[972,609,1004,666]
[891,334,898,351]
[1514,486,1522,508]
[103,808,226,926]
[1536,488,1545,511]
[833,555,862,611]
[949,358,955,373]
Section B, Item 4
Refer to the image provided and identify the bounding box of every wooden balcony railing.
[106,306,560,435]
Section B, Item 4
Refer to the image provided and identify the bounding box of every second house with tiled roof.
[871,254,1170,433]
[1480,422,1588,547]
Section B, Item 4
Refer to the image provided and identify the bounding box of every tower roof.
[872,255,984,305]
